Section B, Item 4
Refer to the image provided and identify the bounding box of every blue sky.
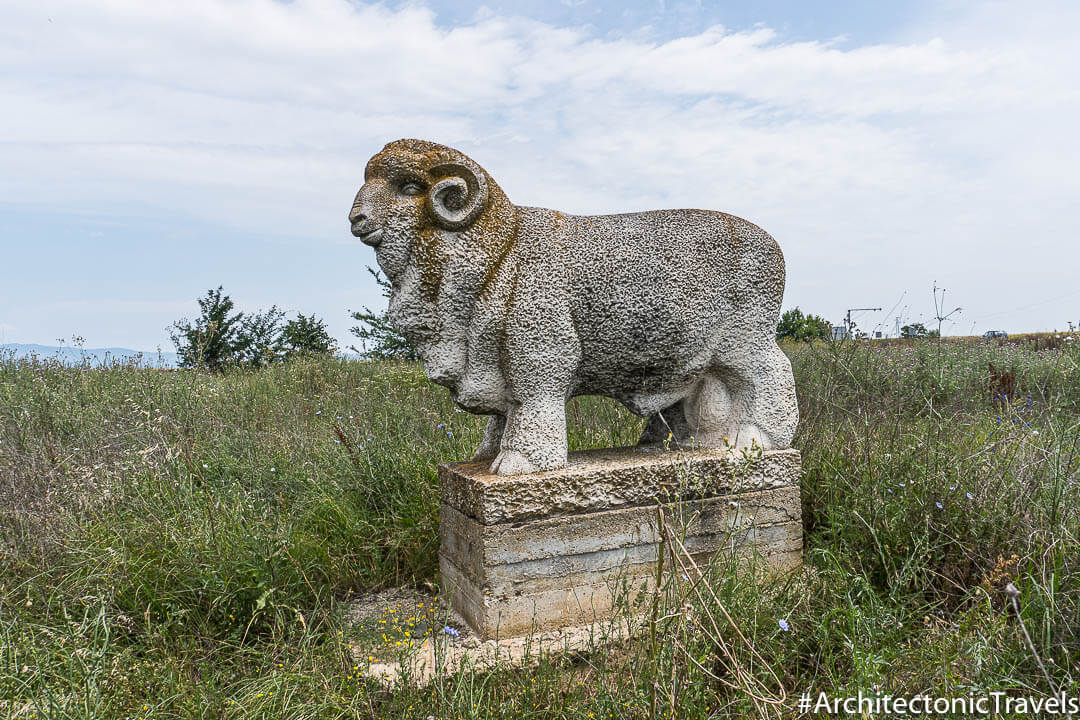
[2,0,1078,350]
[421,0,931,45]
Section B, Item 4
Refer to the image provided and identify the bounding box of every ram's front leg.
[489,396,567,476]
[491,269,578,476]
[471,414,505,462]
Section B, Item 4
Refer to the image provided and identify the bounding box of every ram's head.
[349,138,518,371]
[349,139,493,281]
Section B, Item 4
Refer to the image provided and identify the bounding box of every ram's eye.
[400,182,424,196]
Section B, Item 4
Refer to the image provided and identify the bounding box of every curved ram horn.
[426,161,488,230]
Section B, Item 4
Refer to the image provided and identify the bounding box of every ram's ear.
[426,161,488,230]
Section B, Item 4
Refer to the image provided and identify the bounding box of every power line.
[966,287,1080,323]
[874,292,906,337]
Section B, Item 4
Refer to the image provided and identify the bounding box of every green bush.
[777,307,833,342]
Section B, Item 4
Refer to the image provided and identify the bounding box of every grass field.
[1,336,1078,718]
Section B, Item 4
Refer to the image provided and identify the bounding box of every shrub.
[777,307,832,342]
[349,267,418,360]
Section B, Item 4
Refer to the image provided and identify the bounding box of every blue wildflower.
[966,492,974,500]
[437,423,446,429]
[778,619,791,632]
[935,502,943,509]
[443,626,460,637]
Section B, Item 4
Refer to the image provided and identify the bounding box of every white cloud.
[2,0,1078,340]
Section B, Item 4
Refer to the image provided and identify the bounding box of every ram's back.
[512,206,785,392]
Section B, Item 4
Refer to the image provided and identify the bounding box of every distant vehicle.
[982,330,1008,339]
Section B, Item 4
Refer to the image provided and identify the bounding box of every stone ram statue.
[349,139,798,476]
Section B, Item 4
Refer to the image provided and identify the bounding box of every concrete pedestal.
[439,447,802,639]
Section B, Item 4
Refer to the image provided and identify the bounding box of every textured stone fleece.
[350,139,798,476]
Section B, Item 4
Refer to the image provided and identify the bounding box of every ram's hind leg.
[680,375,739,448]
[471,414,505,462]
[687,344,797,451]
[638,401,694,447]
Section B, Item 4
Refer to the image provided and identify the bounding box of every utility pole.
[932,281,962,338]
[846,307,882,339]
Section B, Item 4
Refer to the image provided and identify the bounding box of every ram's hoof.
[471,445,498,462]
[470,442,498,464]
[489,450,540,476]
[733,424,772,451]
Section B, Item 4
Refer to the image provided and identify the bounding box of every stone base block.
[439,447,802,639]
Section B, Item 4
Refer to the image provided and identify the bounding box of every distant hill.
[0,343,178,368]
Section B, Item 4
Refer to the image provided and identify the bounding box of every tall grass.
[1,338,1077,717]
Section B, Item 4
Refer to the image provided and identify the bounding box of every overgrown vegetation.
[1,336,1078,717]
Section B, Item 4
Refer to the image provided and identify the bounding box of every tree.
[170,286,245,371]
[901,322,939,339]
[172,288,336,370]
[776,307,832,342]
[349,267,418,361]
[283,313,336,357]
[237,306,286,368]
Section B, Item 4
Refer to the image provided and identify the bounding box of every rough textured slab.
[440,485,801,585]
[439,448,803,638]
[441,447,801,524]
[362,614,639,687]
[444,524,802,598]
[441,554,644,639]
[441,538,802,640]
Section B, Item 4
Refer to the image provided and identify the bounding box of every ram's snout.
[350,215,384,248]
[349,196,384,247]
